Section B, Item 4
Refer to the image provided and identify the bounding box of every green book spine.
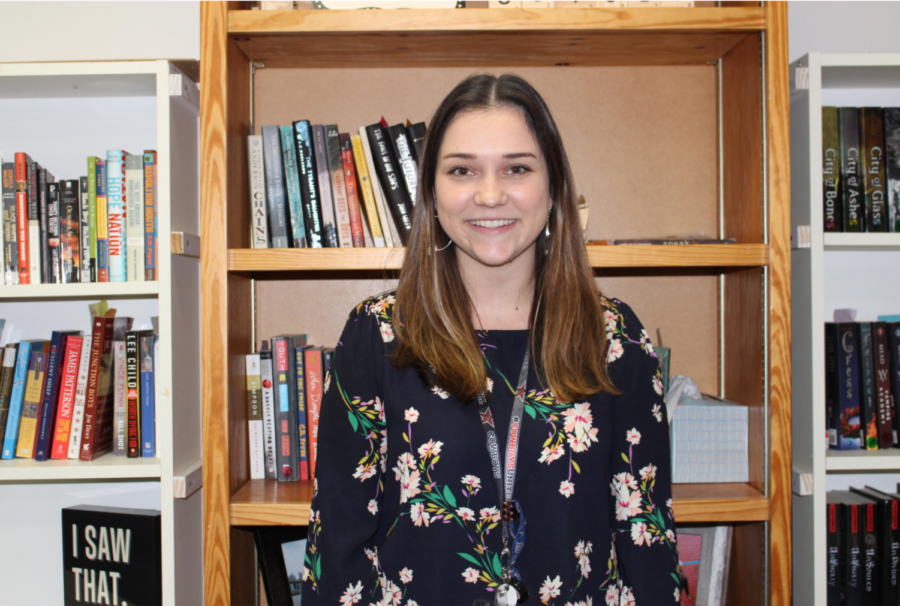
[823,107,843,232]
[88,157,98,282]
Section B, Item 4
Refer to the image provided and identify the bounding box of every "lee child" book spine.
[861,107,888,232]
[326,125,353,247]
[106,150,127,282]
[312,124,339,248]
[280,125,307,248]
[144,151,157,281]
[366,123,412,244]
[858,323,879,450]
[248,135,270,249]
[88,157,99,282]
[125,154,145,282]
[304,346,324,479]
[140,332,155,457]
[260,347,277,480]
[351,134,385,247]
[261,125,290,249]
[50,336,83,459]
[113,340,127,456]
[1,162,18,284]
[884,108,900,232]
[823,106,843,232]
[0,344,18,446]
[15,347,47,458]
[96,160,109,282]
[293,121,324,249]
[340,133,366,247]
[841,108,865,232]
[246,353,265,479]
[59,180,81,283]
[272,337,299,481]
[66,334,93,459]
[126,331,140,457]
[14,153,31,284]
[873,323,894,448]
[1,340,39,459]
[80,176,91,283]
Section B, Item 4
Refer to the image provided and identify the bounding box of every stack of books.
[0,151,158,285]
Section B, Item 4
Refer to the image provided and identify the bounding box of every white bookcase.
[791,52,900,605]
[0,61,202,605]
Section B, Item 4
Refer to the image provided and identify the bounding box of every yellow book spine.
[351,135,385,244]
[15,362,45,458]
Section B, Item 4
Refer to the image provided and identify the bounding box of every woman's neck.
[458,252,535,331]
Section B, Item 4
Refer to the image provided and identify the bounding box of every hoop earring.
[435,239,453,252]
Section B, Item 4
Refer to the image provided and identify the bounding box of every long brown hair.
[393,74,616,403]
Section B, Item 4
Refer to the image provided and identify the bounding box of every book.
[66,334,93,459]
[38,169,50,283]
[1,340,42,459]
[140,332,156,457]
[1,162,18,284]
[88,157,99,281]
[280,125,307,248]
[80,175,91,283]
[15,153,31,284]
[326,125,353,247]
[50,335,83,459]
[845,491,880,605]
[113,340,128,456]
[246,353,266,480]
[340,133,366,247]
[852,486,900,606]
[261,125,290,249]
[841,108,864,232]
[34,331,80,461]
[15,346,48,458]
[304,346,324,479]
[386,121,418,207]
[144,151,157,281]
[406,121,427,164]
[888,323,900,446]
[675,525,732,606]
[883,108,900,232]
[0,345,18,446]
[829,323,862,450]
[873,323,894,448]
[826,492,843,606]
[366,122,413,244]
[27,158,41,284]
[351,134,385,247]
[47,182,60,283]
[834,490,866,605]
[858,323,879,450]
[80,315,120,461]
[126,331,141,457]
[312,124,339,248]
[294,342,310,481]
[861,108,888,232]
[106,150,128,282]
[248,135,270,249]
[125,154,145,282]
[823,107,843,232]
[59,180,81,283]
[272,336,299,481]
[292,121,324,249]
[96,160,109,282]
[259,346,277,480]
[359,126,396,247]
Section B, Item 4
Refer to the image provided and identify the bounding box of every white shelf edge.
[0,281,159,299]
[826,450,900,471]
[819,53,900,68]
[0,454,162,481]
[823,233,900,251]
[0,61,165,77]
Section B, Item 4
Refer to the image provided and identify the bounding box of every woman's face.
[434,107,551,276]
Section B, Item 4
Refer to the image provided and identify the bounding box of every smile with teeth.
[469,219,516,228]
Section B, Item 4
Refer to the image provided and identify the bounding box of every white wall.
[789,1,900,62]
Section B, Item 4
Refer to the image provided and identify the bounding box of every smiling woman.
[302,74,682,606]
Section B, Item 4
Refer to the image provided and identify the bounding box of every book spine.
[889,323,900,447]
[59,180,81,283]
[366,124,413,244]
[406,122,427,165]
[294,346,309,481]
[96,160,109,282]
[246,354,265,480]
[79,317,109,460]
[27,159,41,284]
[362,128,398,248]
[827,501,841,606]
[126,332,140,457]
[293,121,324,249]
[262,125,290,249]
[66,334,93,459]
[140,333,156,457]
[847,501,864,604]
[38,169,50,283]
[106,150,127,282]
[340,134,366,247]
[80,176,91,282]
[312,124,339,248]
[113,341,127,456]
[144,151,157,281]
[260,349,277,480]
[125,154,145,282]
[16,349,47,458]
[1,341,33,458]
[883,108,900,232]
[387,122,418,206]
[1,163,18,285]
[305,347,323,479]
[50,336,82,459]
[280,125,307,248]
[88,157,98,282]
[0,345,18,446]
[326,125,353,247]
[859,323,879,450]
[273,337,299,481]
[862,502,879,604]
[862,108,889,232]
[34,333,68,460]
[15,153,30,284]
[351,134,385,247]
[873,323,894,448]
[248,135,270,249]
[841,108,865,232]
[888,497,900,606]
[835,323,862,450]
[87,317,117,460]
[824,107,843,232]
[47,182,60,283]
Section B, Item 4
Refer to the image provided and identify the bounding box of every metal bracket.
[250,62,266,133]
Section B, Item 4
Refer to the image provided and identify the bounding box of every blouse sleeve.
[605,300,682,606]
[302,298,391,603]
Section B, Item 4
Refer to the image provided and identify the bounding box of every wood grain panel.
[765,3,792,604]
[725,522,765,605]
[229,527,257,606]
[722,33,763,243]
[230,479,315,526]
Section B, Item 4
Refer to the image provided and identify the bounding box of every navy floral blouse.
[302,293,681,606]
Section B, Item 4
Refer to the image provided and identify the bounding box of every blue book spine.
[106,150,127,282]
[281,125,307,248]
[261,126,290,249]
[34,332,73,461]
[836,323,863,450]
[140,334,156,458]
[2,340,34,459]
[295,346,309,480]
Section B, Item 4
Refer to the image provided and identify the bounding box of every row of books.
[0,151,158,285]
[249,119,425,250]
[245,336,332,481]
[0,314,158,462]
[822,107,900,233]
[827,321,900,451]
[826,486,900,606]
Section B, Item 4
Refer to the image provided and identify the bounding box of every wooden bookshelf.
[201,3,791,604]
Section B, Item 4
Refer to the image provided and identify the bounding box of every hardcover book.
[272,336,299,481]
[47,182,60,284]
[823,107,843,232]
[828,323,862,450]
[66,334,93,459]
[826,492,843,606]
[96,160,109,282]
[358,126,396,247]
[59,180,81,284]
[126,331,140,458]
[261,125,290,249]
[1,162,18,284]
[27,158,41,284]
[280,125,307,248]
[351,134,386,247]
[340,133,366,247]
[113,340,128,457]
[0,344,18,446]
[38,169,50,283]
[139,332,156,458]
[260,346,277,480]
[246,353,266,480]
[888,323,900,446]
[845,492,880,605]
[293,121,324,249]
[34,331,81,461]
[326,125,353,247]
[852,486,900,606]
[304,346,324,480]
[80,315,122,461]
[248,135,270,249]
[15,347,48,458]
[294,341,310,481]
[106,151,128,282]
[15,153,31,284]
[88,157,99,282]
[841,108,865,232]
[125,154,145,282]
[858,323,879,450]
[366,122,413,244]
[312,124,339,248]
[1,340,43,459]
[50,335,84,459]
[143,151,157,281]
[835,490,865,605]
[884,108,900,232]
[861,108,888,232]
[406,121,427,164]
[873,323,894,448]
[387,121,418,207]
[80,175,91,283]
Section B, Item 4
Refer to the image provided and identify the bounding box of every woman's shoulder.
[601,296,657,362]
[344,290,397,345]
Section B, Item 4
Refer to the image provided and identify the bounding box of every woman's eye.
[510,165,531,175]
[450,167,470,176]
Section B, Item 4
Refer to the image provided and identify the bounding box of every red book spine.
[79,317,108,460]
[14,153,29,285]
[304,348,323,480]
[50,336,82,458]
[340,135,365,247]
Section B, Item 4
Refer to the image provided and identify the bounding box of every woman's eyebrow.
[441,152,538,160]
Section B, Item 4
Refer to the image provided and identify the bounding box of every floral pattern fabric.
[302,293,681,605]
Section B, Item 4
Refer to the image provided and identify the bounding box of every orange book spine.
[50,336,83,458]
[340,134,365,247]
[304,348,323,479]
[14,153,29,284]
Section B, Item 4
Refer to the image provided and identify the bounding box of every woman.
[302,74,681,606]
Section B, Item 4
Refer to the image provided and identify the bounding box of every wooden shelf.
[824,232,900,251]
[826,449,900,471]
[228,7,764,68]
[0,281,159,300]
[0,453,161,481]
[229,479,768,526]
[227,244,768,272]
